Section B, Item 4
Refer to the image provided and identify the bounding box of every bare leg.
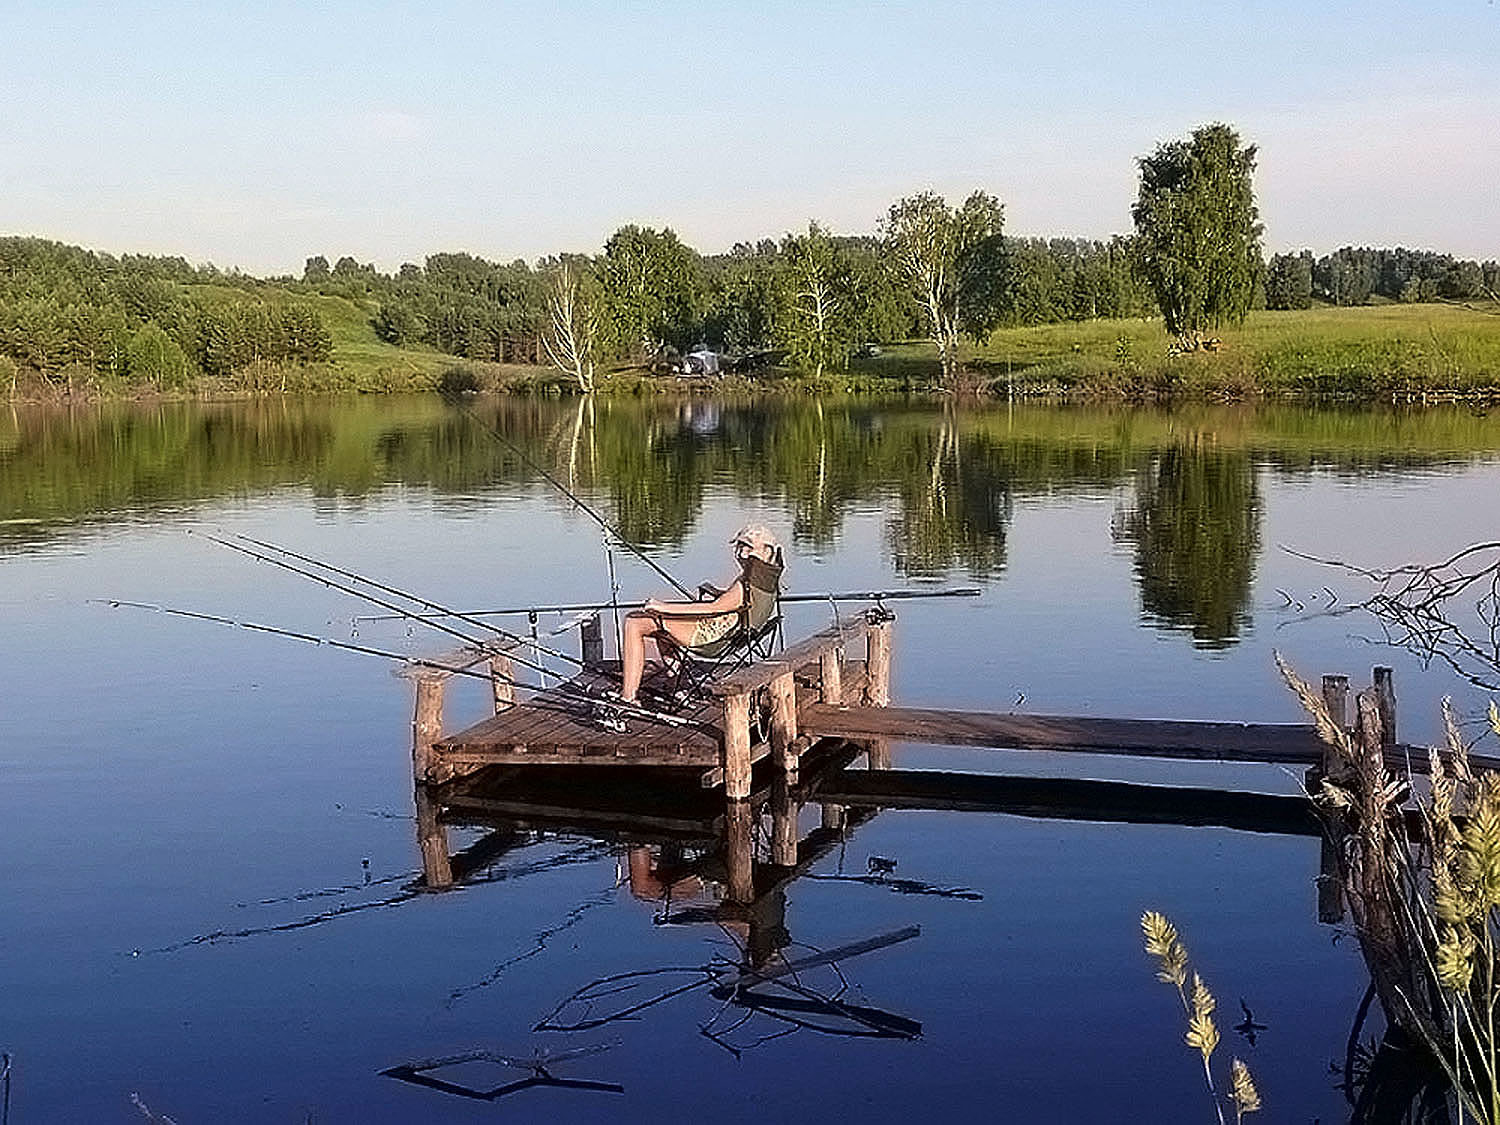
[620,612,701,702]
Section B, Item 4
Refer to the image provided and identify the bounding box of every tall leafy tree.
[882,190,1007,386]
[1265,251,1314,310]
[1132,124,1262,347]
[596,225,703,359]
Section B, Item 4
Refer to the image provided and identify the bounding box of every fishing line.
[461,404,694,598]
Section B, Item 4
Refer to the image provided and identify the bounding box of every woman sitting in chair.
[617,524,782,705]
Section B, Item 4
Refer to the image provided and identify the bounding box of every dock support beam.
[866,617,892,708]
[412,674,447,785]
[769,668,799,784]
[820,648,843,705]
[490,653,514,714]
[1314,673,1350,924]
[722,691,753,801]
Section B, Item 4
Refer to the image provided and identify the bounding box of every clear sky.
[2,1,1496,275]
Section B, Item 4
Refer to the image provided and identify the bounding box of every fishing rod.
[461,405,695,598]
[191,534,704,730]
[197,531,587,671]
[92,599,500,682]
[351,587,983,624]
[96,598,703,731]
[225,530,582,664]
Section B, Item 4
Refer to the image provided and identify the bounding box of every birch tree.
[883,191,1007,386]
[542,260,599,392]
[776,222,850,378]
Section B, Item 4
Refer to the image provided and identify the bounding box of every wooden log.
[412,675,446,784]
[722,691,753,801]
[414,785,453,889]
[725,798,755,904]
[581,613,604,665]
[820,649,843,706]
[1373,666,1397,750]
[769,670,799,776]
[866,619,892,707]
[490,653,515,714]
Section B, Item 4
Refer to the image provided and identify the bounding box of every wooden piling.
[1373,666,1396,750]
[820,648,843,705]
[490,653,515,714]
[1313,673,1351,924]
[769,669,798,778]
[722,691,753,801]
[581,613,604,665]
[866,619,892,707]
[868,739,893,770]
[412,674,446,785]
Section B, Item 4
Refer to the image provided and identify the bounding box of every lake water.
[4,395,1499,1122]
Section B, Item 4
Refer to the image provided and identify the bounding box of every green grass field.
[905,302,1500,398]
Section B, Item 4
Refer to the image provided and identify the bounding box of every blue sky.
[2,1,1496,273]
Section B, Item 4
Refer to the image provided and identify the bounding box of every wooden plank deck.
[434,664,724,768]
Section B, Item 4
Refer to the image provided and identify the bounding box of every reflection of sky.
[4,416,1500,1119]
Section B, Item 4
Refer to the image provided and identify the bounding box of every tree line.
[1266,246,1500,310]
[5,118,1498,394]
[0,236,332,393]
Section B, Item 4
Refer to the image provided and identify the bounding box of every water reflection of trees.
[6,400,1497,623]
[1116,444,1262,648]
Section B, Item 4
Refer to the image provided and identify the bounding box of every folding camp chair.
[653,550,785,703]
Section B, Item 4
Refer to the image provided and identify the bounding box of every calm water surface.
[4,396,1500,1122]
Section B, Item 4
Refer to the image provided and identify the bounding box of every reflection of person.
[617,524,781,704]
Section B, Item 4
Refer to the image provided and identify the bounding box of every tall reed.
[1280,654,1500,1121]
[1141,911,1261,1124]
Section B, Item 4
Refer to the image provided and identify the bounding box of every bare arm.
[645,578,744,618]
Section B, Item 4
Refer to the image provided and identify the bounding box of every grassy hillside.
[906,302,1500,398]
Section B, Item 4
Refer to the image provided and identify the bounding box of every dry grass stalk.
[1141,911,1258,1124]
[1279,653,1500,1121]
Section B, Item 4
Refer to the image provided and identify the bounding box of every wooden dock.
[401,608,1480,910]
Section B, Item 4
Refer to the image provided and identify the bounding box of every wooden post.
[722,691,753,801]
[1314,673,1350,925]
[414,785,452,889]
[769,669,798,780]
[867,739,893,770]
[1373,666,1396,750]
[819,648,843,705]
[726,798,755,904]
[489,653,515,714]
[771,777,799,867]
[412,674,446,785]
[821,802,846,831]
[866,619,892,707]
[581,613,604,665]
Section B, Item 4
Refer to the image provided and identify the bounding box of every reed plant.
[1141,911,1262,1124]
[1279,653,1500,1120]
